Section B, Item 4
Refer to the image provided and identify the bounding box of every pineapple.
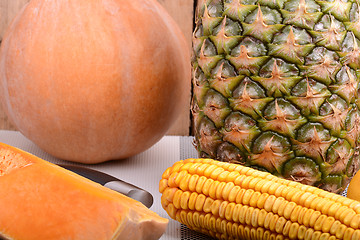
[191,0,360,193]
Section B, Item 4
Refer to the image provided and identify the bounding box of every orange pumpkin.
[0,0,190,163]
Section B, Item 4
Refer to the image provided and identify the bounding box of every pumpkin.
[0,0,190,163]
[0,142,168,240]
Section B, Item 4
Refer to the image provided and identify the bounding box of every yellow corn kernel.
[260,179,274,193]
[207,180,218,199]
[217,170,230,182]
[296,206,308,226]
[202,178,215,196]
[209,165,225,180]
[263,212,274,229]
[339,197,356,208]
[167,171,178,188]
[343,210,357,227]
[194,193,206,212]
[180,191,191,210]
[320,199,337,216]
[210,199,221,216]
[328,202,342,217]
[251,208,260,228]
[249,191,262,208]
[288,222,300,239]
[187,162,202,174]
[218,201,228,219]
[268,182,282,195]
[202,195,214,213]
[310,196,323,211]
[222,182,235,201]
[298,192,313,206]
[195,175,206,194]
[169,161,184,173]
[215,181,226,200]
[225,202,235,221]
[282,220,292,237]
[311,231,322,240]
[343,228,354,240]
[203,164,219,178]
[322,216,335,233]
[240,175,254,189]
[242,189,255,205]
[303,193,318,209]
[290,190,303,204]
[248,177,262,190]
[275,217,287,234]
[283,202,296,220]
[186,211,195,228]
[304,228,315,240]
[235,188,246,204]
[319,232,331,240]
[180,162,195,172]
[290,205,302,223]
[264,195,277,212]
[330,220,342,235]
[192,211,201,228]
[232,203,242,223]
[228,185,241,202]
[314,215,327,231]
[226,171,240,182]
[352,230,360,240]
[174,170,187,187]
[277,199,290,218]
[282,186,296,200]
[245,206,255,226]
[268,214,279,232]
[272,197,285,214]
[256,227,265,239]
[234,174,246,186]
[172,189,182,209]
[166,203,177,219]
[193,162,209,176]
[238,205,248,224]
[309,211,322,228]
[315,197,332,212]
[298,225,307,239]
[335,224,347,239]
[257,192,269,209]
[219,218,226,234]
[258,209,267,227]
[188,174,199,192]
[350,214,360,229]
[336,206,352,220]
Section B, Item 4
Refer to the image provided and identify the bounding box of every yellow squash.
[0,143,168,240]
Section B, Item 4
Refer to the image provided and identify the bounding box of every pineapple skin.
[191,0,360,193]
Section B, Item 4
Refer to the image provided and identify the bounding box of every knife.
[59,165,154,208]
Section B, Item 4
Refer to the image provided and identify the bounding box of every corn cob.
[159,158,360,240]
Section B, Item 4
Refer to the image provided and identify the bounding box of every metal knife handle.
[104,181,154,208]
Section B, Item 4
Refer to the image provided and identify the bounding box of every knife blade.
[59,164,154,208]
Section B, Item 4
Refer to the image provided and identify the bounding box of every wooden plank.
[159,0,194,136]
[0,0,30,130]
[0,0,194,135]
[0,0,30,40]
